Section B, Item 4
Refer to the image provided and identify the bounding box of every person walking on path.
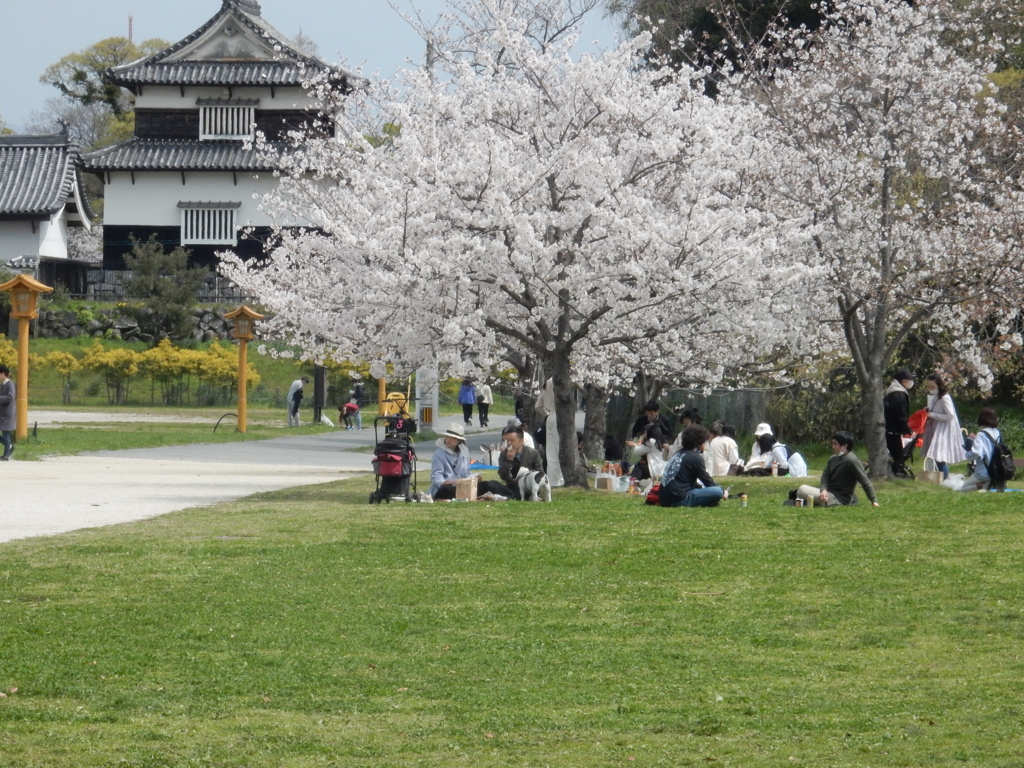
[457,379,477,426]
[796,431,879,507]
[477,380,493,427]
[0,365,15,461]
[287,376,309,427]
[883,368,916,477]
[920,373,966,480]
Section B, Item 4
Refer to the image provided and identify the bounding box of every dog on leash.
[516,467,552,502]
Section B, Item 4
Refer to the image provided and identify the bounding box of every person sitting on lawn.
[750,433,809,478]
[430,423,471,500]
[706,421,741,476]
[960,407,1003,493]
[475,424,545,501]
[795,431,879,507]
[659,425,725,508]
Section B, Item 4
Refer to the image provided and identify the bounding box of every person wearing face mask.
[919,373,966,480]
[883,369,916,477]
[795,431,879,507]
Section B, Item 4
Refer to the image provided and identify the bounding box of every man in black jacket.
[883,368,916,477]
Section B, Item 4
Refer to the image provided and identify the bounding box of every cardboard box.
[595,475,616,491]
[455,476,479,500]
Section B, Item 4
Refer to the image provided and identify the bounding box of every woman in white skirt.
[920,373,966,480]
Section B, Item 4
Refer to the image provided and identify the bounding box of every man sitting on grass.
[796,431,879,508]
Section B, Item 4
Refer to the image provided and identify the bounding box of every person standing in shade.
[457,379,477,426]
[477,380,493,427]
[920,373,966,480]
[883,368,916,476]
[0,365,15,461]
[287,376,309,427]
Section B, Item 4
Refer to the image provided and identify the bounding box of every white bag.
[941,473,965,491]
[919,456,943,485]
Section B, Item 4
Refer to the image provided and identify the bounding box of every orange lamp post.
[0,275,52,440]
[225,305,264,433]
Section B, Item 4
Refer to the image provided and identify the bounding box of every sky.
[0,0,623,133]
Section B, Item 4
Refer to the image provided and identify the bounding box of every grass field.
[0,472,1021,766]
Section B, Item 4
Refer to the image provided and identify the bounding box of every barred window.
[199,106,255,140]
[179,202,241,245]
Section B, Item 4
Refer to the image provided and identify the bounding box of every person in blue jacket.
[457,379,477,426]
[961,408,1002,492]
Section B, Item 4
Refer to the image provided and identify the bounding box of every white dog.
[516,467,552,502]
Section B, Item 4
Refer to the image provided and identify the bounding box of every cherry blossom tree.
[725,0,1024,476]
[222,0,819,486]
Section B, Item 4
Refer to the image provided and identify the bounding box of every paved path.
[0,412,519,545]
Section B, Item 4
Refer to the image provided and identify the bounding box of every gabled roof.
[108,0,347,91]
[0,134,94,223]
[81,137,283,172]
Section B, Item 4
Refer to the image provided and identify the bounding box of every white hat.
[754,423,773,437]
[442,423,466,441]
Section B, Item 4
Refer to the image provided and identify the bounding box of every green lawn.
[0,474,1021,766]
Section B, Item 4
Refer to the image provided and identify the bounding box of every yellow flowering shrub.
[43,350,81,404]
[82,342,141,404]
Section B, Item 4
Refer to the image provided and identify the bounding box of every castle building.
[82,0,349,270]
[0,133,95,293]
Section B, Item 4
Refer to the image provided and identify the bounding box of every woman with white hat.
[746,423,774,468]
[430,423,470,500]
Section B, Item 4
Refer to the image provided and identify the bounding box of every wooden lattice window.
[179,202,241,245]
[199,105,256,140]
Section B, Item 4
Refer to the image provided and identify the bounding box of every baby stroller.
[369,416,417,503]
[894,409,929,479]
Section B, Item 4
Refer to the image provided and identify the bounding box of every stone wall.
[34,306,238,344]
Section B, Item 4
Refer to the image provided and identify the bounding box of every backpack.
[981,431,1016,485]
[644,483,661,505]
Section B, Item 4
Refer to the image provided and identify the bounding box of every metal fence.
[77,270,255,304]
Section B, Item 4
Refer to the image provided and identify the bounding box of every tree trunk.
[850,348,890,479]
[581,383,606,468]
[548,350,587,488]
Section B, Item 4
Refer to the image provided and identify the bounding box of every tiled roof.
[110,61,327,88]
[81,138,283,172]
[0,135,83,219]
[108,0,345,89]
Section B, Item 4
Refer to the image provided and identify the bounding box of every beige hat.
[754,423,773,437]
[442,423,466,441]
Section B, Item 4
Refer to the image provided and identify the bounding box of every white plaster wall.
[0,220,43,261]
[38,215,69,259]
[135,85,320,111]
[102,171,281,227]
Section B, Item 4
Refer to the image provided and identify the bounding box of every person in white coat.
[477,381,493,427]
[706,421,741,476]
[920,373,966,480]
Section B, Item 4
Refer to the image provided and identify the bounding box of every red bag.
[908,409,928,447]
[644,484,661,506]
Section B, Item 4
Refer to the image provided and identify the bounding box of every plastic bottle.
[771,460,778,477]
